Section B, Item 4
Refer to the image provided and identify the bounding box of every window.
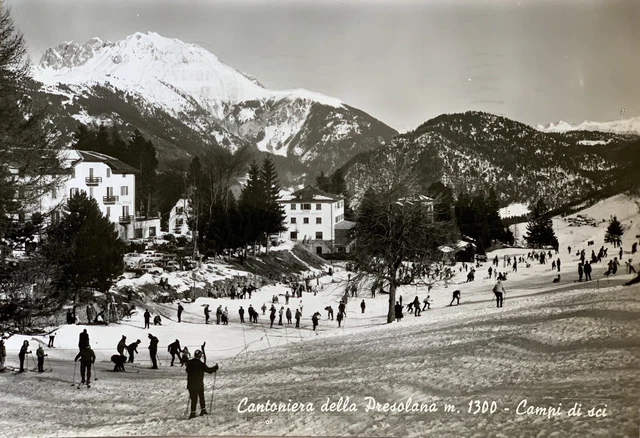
[106,207,111,217]
[106,168,111,178]
[122,206,130,217]
[149,227,157,237]
[315,231,323,239]
[176,218,184,227]
[176,207,184,214]
[316,246,322,255]
[291,218,297,224]
[106,187,114,197]
[134,228,143,239]
[122,173,126,178]
[291,204,297,210]
[316,204,322,210]
[316,217,322,224]
[290,232,298,240]
[303,218,309,224]
[302,204,312,210]
[121,186,129,196]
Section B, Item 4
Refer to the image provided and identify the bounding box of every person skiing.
[239,306,245,324]
[412,296,421,316]
[117,335,127,357]
[312,312,320,331]
[325,306,334,320]
[204,305,211,324]
[78,329,90,351]
[578,263,584,282]
[449,290,461,306]
[177,302,184,323]
[111,354,127,372]
[185,345,218,419]
[168,339,182,366]
[148,333,159,369]
[181,346,191,366]
[422,295,432,311]
[261,303,267,315]
[269,306,276,328]
[338,301,346,318]
[584,261,592,281]
[285,290,290,305]
[394,301,403,322]
[0,339,6,372]
[216,305,222,325]
[18,340,31,373]
[48,332,56,348]
[127,339,141,363]
[337,311,344,327]
[360,299,366,314]
[493,279,506,308]
[74,346,96,387]
[557,258,561,272]
[36,344,47,372]
[285,307,292,325]
[278,307,284,325]
[295,308,302,328]
[144,310,151,329]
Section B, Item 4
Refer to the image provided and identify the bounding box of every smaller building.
[168,197,192,237]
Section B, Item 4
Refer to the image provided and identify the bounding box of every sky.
[6,0,640,132]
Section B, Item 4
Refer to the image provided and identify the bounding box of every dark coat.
[186,358,218,391]
[75,348,96,363]
[79,332,90,349]
[148,336,159,352]
[168,341,181,354]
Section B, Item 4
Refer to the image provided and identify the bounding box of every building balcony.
[103,195,118,205]
[85,177,102,186]
[119,215,133,224]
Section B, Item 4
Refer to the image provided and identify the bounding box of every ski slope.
[1,195,639,437]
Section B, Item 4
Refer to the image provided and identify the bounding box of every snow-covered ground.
[2,195,639,437]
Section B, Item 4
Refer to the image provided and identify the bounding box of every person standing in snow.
[185,348,218,419]
[578,262,584,282]
[168,339,182,366]
[557,258,561,272]
[493,279,506,308]
[127,340,141,363]
[18,340,31,373]
[117,335,127,357]
[144,310,151,329]
[180,347,191,366]
[48,332,56,349]
[74,346,96,386]
[412,296,421,316]
[36,345,47,372]
[360,299,366,314]
[285,291,290,305]
[278,307,284,325]
[394,301,403,322]
[204,305,211,324]
[584,261,592,281]
[216,305,222,325]
[269,305,276,328]
[239,306,245,324]
[422,295,431,311]
[261,303,267,315]
[148,333,159,369]
[325,305,334,320]
[337,311,344,327]
[285,307,292,324]
[78,329,90,351]
[449,290,461,306]
[312,312,320,331]
[295,308,302,328]
[222,307,229,325]
[177,302,184,323]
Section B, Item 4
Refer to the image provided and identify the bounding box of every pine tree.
[316,171,331,193]
[524,199,558,249]
[239,161,265,251]
[261,156,286,246]
[604,216,624,244]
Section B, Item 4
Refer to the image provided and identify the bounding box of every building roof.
[278,185,343,203]
[71,150,140,174]
[334,220,356,230]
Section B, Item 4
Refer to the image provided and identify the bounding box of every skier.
[493,279,506,308]
[36,344,47,372]
[337,311,344,327]
[144,310,151,329]
[222,307,229,325]
[557,258,561,272]
[153,315,162,326]
[117,335,127,357]
[74,346,96,387]
[578,263,584,282]
[148,333,159,369]
[216,305,222,325]
[394,301,403,322]
[168,339,182,366]
[312,312,320,331]
[449,290,461,306]
[285,291,290,305]
[204,305,211,324]
[185,347,218,419]
[78,329,90,351]
[177,302,184,323]
[261,303,267,315]
[325,305,334,320]
[0,339,6,372]
[181,347,191,366]
[295,309,302,328]
[422,295,431,311]
[48,332,56,348]
[278,307,284,325]
[412,296,421,316]
[269,305,276,328]
[286,307,292,325]
[338,301,346,318]
[360,299,366,314]
[127,339,141,363]
[86,305,94,325]
[239,306,245,324]
[18,340,31,373]
[512,260,517,272]
[111,353,127,371]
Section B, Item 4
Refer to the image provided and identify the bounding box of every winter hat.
[194,350,203,359]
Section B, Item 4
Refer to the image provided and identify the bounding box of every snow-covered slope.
[537,116,640,136]
[33,32,396,174]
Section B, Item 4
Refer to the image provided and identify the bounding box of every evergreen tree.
[485,189,504,243]
[604,216,624,244]
[316,171,331,193]
[40,193,125,298]
[128,130,158,214]
[524,199,558,249]
[261,156,286,242]
[428,182,455,222]
[239,161,265,248]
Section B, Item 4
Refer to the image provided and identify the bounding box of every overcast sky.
[7,0,640,131]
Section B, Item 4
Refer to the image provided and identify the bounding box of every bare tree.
[349,154,458,323]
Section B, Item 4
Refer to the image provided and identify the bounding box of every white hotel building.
[37,150,160,240]
[278,186,353,255]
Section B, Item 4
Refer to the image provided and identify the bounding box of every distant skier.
[48,332,56,348]
[216,305,222,325]
[261,303,267,315]
[111,354,127,372]
[181,347,191,366]
[295,308,302,328]
[312,312,320,331]
[18,340,31,373]
[168,339,182,366]
[269,305,276,328]
[177,302,184,323]
[153,315,162,326]
[578,263,584,282]
[185,347,218,419]
[325,305,334,320]
[117,335,127,357]
[557,258,561,272]
[394,301,403,322]
[148,333,159,369]
[278,307,284,325]
[74,346,96,386]
[493,279,506,308]
[36,345,47,372]
[449,290,461,306]
[204,305,211,324]
[412,296,421,316]
[360,300,366,314]
[127,340,141,363]
[144,310,151,329]
[239,306,245,324]
[286,307,292,325]
[337,311,344,327]
[78,329,90,351]
[422,295,431,311]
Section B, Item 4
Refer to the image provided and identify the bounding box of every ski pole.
[209,371,217,411]
[72,360,77,385]
[93,363,98,381]
[46,355,52,371]
[185,395,191,417]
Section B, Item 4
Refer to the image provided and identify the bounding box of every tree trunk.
[387,270,397,323]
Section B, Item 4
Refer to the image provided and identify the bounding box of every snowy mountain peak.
[537,117,640,136]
